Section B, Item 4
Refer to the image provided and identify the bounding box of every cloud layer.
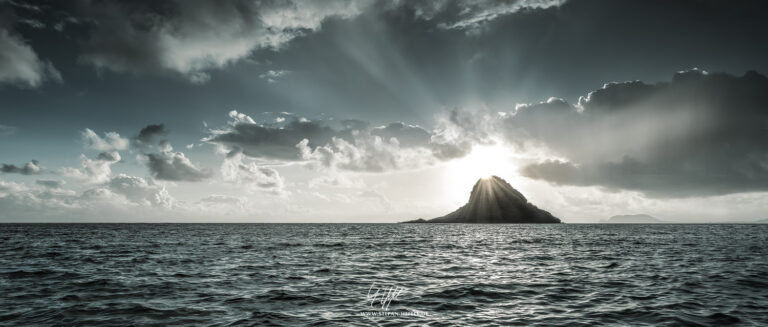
[1,0,576,86]
[73,0,370,83]
[511,70,768,197]
[206,110,466,172]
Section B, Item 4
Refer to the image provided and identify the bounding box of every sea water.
[1,223,766,326]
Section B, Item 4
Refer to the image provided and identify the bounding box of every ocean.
[1,223,767,326]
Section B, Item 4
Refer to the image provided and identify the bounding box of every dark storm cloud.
[1,160,41,175]
[133,124,168,147]
[511,70,768,197]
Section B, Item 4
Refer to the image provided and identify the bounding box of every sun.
[443,144,519,202]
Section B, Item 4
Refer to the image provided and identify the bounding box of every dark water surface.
[1,224,767,326]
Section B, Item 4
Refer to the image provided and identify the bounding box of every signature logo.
[366,282,406,311]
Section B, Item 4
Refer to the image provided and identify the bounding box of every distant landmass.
[601,214,664,223]
[403,176,561,223]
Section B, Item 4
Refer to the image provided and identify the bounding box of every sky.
[2,0,768,222]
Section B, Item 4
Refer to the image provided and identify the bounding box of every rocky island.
[403,176,561,223]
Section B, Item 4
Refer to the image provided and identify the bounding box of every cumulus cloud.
[129,123,211,182]
[60,151,120,184]
[81,128,129,151]
[105,174,174,208]
[509,70,768,197]
[133,124,168,149]
[1,160,41,175]
[146,150,212,182]
[221,153,284,193]
[0,26,61,87]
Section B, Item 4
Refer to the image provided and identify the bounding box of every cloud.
[259,69,289,83]
[36,179,65,189]
[430,108,500,159]
[296,135,436,172]
[207,110,462,172]
[0,25,61,87]
[60,151,120,184]
[133,124,168,148]
[0,179,27,193]
[0,173,176,222]
[1,160,41,175]
[206,111,337,160]
[199,194,247,206]
[129,123,211,182]
[221,153,284,193]
[146,150,212,182]
[0,0,565,87]
[0,180,82,220]
[81,128,129,151]
[74,0,370,82]
[400,0,567,31]
[371,122,431,147]
[105,174,174,208]
[308,174,364,189]
[77,174,175,209]
[510,70,768,197]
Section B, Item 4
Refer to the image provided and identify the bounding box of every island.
[403,176,561,223]
[601,214,664,223]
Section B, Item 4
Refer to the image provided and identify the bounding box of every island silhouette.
[601,214,663,223]
[404,176,561,223]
